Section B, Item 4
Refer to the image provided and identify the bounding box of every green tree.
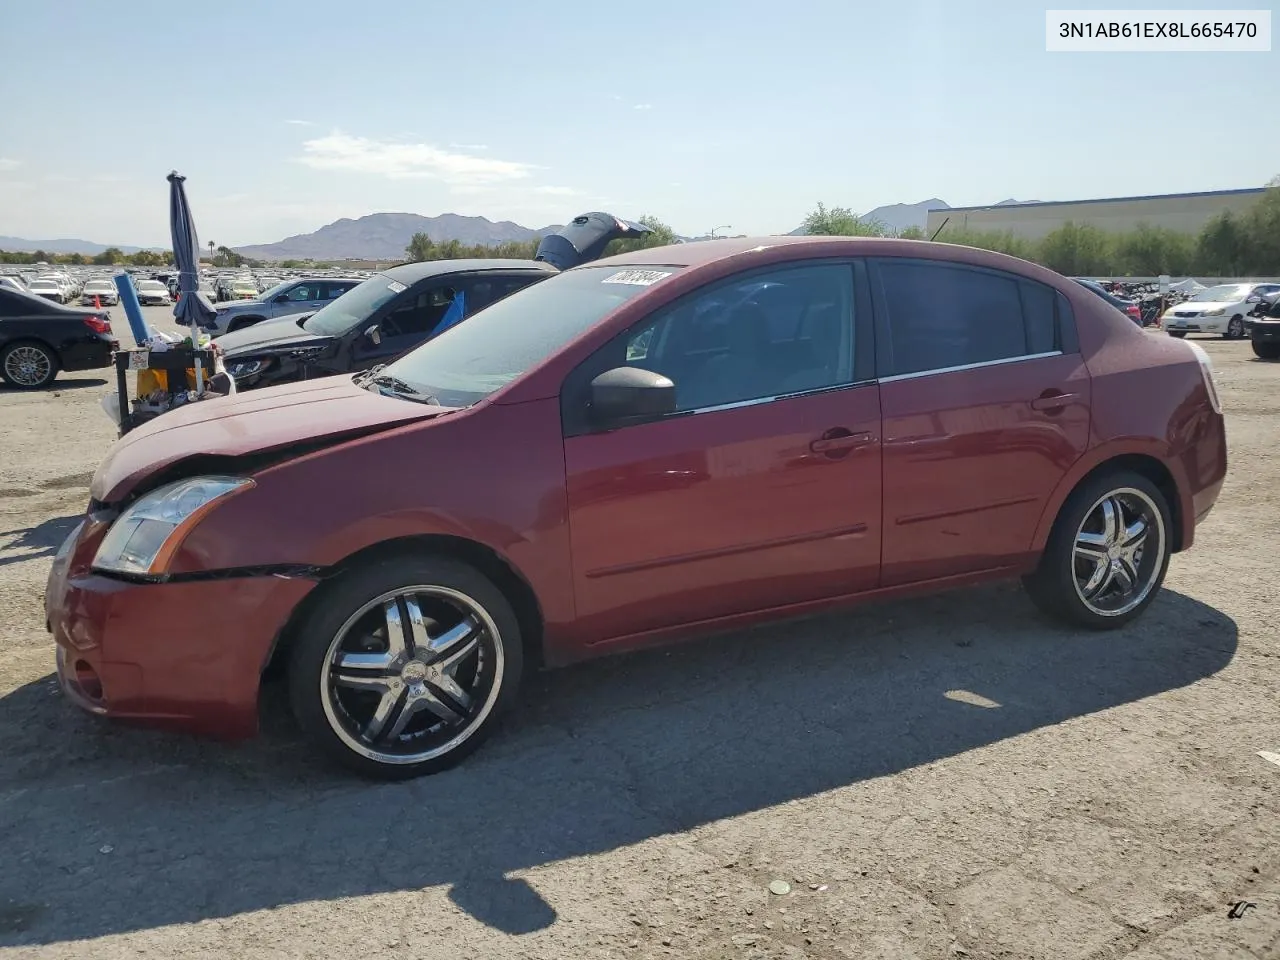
[92,247,123,265]
[66,252,85,265]
[1239,178,1280,274]
[801,202,886,237]
[896,225,926,240]
[1038,222,1112,276]
[1195,211,1245,276]
[1112,223,1192,276]
[603,215,679,257]
[930,227,1037,261]
[30,249,50,263]
[405,232,435,262]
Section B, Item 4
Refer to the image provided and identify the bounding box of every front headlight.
[227,358,266,377]
[92,476,253,576]
[1205,307,1226,317]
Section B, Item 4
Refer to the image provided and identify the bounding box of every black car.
[1072,278,1143,326]
[1246,291,1280,359]
[0,288,118,389]
[219,212,650,391]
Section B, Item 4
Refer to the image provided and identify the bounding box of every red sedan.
[45,237,1227,779]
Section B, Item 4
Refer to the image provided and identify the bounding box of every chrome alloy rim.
[1072,488,1165,617]
[4,346,52,386]
[319,586,504,765]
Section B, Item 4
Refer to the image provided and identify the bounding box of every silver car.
[201,277,364,336]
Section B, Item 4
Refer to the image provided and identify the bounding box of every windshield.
[138,281,165,291]
[303,275,394,336]
[257,281,293,301]
[84,282,113,291]
[1191,284,1248,302]
[374,264,681,406]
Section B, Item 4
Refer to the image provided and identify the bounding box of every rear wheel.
[1226,316,1245,339]
[287,554,524,779]
[1023,470,1171,630]
[1253,340,1280,360]
[0,341,59,389]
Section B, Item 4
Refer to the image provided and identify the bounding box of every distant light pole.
[208,240,215,263]
[709,225,732,239]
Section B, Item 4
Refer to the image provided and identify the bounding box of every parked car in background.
[45,236,1227,778]
[229,278,259,300]
[1072,278,1143,326]
[26,279,67,303]
[217,212,651,389]
[0,287,117,388]
[1161,282,1280,339]
[134,279,171,306]
[201,277,364,336]
[80,279,120,306]
[0,276,27,293]
[1245,290,1280,359]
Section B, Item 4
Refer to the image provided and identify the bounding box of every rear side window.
[872,259,1070,377]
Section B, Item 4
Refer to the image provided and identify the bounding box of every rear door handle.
[1030,391,1076,412]
[811,431,874,454]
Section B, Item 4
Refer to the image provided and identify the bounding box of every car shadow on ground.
[0,583,1237,946]
[0,514,81,570]
[0,377,107,392]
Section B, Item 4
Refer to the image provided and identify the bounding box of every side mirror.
[589,366,676,426]
[364,323,382,345]
[1246,295,1260,303]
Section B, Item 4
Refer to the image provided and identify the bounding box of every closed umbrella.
[167,171,216,333]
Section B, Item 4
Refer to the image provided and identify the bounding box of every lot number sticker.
[601,270,672,286]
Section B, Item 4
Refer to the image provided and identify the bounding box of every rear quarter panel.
[1030,292,1225,552]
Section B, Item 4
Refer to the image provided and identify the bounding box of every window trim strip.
[878,350,1064,384]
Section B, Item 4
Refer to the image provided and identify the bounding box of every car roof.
[381,259,557,283]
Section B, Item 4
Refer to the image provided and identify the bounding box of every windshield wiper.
[367,374,438,405]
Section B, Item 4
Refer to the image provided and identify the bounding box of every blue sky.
[0,0,1275,246]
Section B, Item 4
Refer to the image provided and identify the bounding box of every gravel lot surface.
[1,313,1277,959]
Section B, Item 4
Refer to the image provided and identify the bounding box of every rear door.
[870,257,1090,585]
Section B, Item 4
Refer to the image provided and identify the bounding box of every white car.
[134,279,171,306]
[1161,282,1280,339]
[80,280,120,306]
[0,276,25,293]
[26,279,67,303]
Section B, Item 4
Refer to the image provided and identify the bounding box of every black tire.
[287,553,524,779]
[0,340,60,389]
[1253,340,1280,360]
[1167,330,1187,338]
[1226,315,1245,339]
[1022,470,1172,630]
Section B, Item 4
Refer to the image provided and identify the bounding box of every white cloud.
[633,103,653,110]
[534,185,581,196]
[0,158,19,172]
[297,132,535,185]
[447,142,489,151]
[285,119,315,126]
[610,94,623,101]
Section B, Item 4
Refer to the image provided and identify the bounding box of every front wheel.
[1253,340,1280,360]
[1023,471,1171,630]
[1226,316,1245,339]
[0,341,60,389]
[287,554,524,779]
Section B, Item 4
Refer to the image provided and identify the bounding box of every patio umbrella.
[167,171,216,333]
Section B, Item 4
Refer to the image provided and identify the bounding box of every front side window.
[378,285,458,339]
[286,283,317,301]
[873,259,1064,377]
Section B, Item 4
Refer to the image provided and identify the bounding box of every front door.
[870,257,1091,585]
[561,262,882,647]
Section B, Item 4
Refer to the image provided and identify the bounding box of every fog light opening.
[73,660,104,703]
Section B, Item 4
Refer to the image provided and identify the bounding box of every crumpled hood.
[217,314,326,355]
[91,376,449,503]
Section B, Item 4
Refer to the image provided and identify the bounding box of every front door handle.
[810,430,874,455]
[1030,391,1076,412]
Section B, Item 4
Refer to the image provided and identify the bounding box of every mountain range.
[232,213,563,262]
[0,236,150,255]
[2,197,1044,261]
